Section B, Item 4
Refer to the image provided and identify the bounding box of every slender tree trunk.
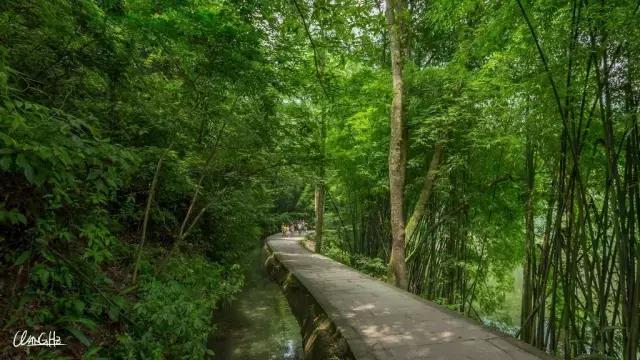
[132,144,173,283]
[315,181,325,253]
[623,66,640,360]
[315,91,327,252]
[406,143,444,241]
[521,137,536,342]
[385,0,408,290]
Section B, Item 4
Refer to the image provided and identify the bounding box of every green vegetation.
[0,0,311,357]
[1,0,639,359]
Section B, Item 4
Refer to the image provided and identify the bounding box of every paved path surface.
[267,233,551,360]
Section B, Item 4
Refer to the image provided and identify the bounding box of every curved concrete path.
[266,233,553,360]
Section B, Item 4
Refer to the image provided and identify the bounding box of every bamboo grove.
[301,1,640,359]
[516,1,640,358]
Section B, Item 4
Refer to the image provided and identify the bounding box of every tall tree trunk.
[315,102,327,253]
[315,181,325,253]
[385,0,408,290]
[405,143,444,241]
[521,137,536,342]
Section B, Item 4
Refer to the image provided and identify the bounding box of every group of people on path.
[281,220,307,237]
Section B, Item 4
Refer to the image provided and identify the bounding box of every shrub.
[352,254,387,280]
[115,255,243,359]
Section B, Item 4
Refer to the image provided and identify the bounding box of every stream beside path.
[207,247,302,360]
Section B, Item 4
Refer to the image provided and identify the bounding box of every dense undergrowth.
[320,231,388,281]
[0,87,250,358]
[0,0,312,358]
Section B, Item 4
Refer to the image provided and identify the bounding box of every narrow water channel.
[207,247,302,360]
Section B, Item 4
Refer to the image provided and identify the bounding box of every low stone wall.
[263,244,355,360]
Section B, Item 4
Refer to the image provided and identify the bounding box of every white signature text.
[13,330,66,348]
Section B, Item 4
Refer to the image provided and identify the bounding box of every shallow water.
[207,249,302,360]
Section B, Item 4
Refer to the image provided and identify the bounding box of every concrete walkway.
[266,233,552,360]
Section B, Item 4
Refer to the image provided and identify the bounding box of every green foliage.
[115,255,243,359]
[0,95,136,354]
[1,0,312,358]
[323,241,351,266]
[323,232,387,280]
[351,255,387,280]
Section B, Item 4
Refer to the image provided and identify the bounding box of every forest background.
[1,0,639,359]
